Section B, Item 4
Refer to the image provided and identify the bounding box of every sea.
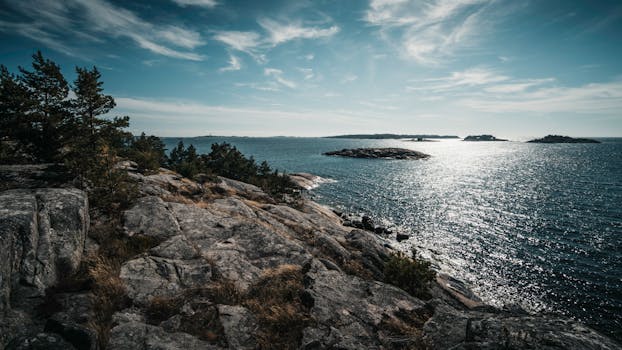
[162,136,622,341]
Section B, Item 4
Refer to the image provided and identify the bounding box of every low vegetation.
[244,265,313,349]
[384,250,436,300]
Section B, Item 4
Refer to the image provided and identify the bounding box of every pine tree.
[0,65,36,163]
[72,66,116,145]
[18,51,69,161]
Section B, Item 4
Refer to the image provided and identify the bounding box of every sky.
[1,0,621,138]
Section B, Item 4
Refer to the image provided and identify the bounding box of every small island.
[527,135,601,143]
[405,137,438,142]
[463,135,507,141]
[324,148,430,159]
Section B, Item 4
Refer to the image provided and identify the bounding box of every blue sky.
[1,0,621,138]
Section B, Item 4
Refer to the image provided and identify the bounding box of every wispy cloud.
[341,74,358,83]
[408,67,508,91]
[220,54,242,72]
[258,19,339,46]
[409,67,622,114]
[460,80,622,114]
[365,0,494,65]
[483,78,555,93]
[213,19,338,63]
[212,30,266,63]
[170,0,218,8]
[0,0,206,60]
[298,68,314,80]
[114,96,374,136]
[264,68,297,88]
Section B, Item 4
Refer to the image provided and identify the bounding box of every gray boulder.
[423,304,621,350]
[301,260,427,349]
[217,305,258,349]
[123,196,181,240]
[108,321,223,350]
[120,256,212,305]
[5,333,76,350]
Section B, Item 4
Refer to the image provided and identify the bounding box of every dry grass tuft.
[243,265,313,350]
[378,307,434,350]
[86,254,129,349]
[143,278,243,347]
[342,258,375,280]
[162,193,195,205]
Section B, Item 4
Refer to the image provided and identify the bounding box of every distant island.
[325,134,459,139]
[463,135,507,141]
[405,138,439,142]
[527,135,601,143]
[324,148,430,159]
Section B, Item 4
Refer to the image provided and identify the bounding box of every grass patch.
[383,250,435,300]
[243,265,313,350]
[144,278,242,346]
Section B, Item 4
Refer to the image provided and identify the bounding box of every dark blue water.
[164,136,622,341]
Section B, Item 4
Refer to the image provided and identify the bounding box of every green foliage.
[17,51,70,161]
[384,250,436,300]
[166,141,299,199]
[124,132,167,173]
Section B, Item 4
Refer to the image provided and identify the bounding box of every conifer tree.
[0,65,36,162]
[72,66,116,144]
[18,51,70,160]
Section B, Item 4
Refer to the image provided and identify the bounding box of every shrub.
[383,250,436,300]
[124,132,167,174]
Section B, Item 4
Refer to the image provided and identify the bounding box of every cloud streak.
[264,68,297,88]
[220,54,242,72]
[1,0,206,60]
[212,19,338,63]
[365,0,494,65]
[170,0,218,8]
[410,67,622,114]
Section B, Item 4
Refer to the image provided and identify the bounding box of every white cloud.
[213,20,337,63]
[460,80,622,114]
[341,74,358,83]
[220,54,242,72]
[365,0,493,65]
[157,26,205,49]
[409,67,622,115]
[212,30,266,63]
[483,78,555,93]
[258,18,339,46]
[0,0,205,60]
[170,0,218,8]
[408,67,508,91]
[298,68,314,80]
[114,97,374,136]
[264,68,297,88]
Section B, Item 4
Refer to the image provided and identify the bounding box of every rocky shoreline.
[324,148,431,160]
[1,165,620,349]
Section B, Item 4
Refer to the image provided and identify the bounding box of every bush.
[124,132,167,174]
[383,250,436,300]
[166,141,299,200]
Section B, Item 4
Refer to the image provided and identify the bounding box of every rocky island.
[324,148,431,159]
[463,135,507,141]
[528,135,601,143]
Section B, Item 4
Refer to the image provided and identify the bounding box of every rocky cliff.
[0,166,619,349]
